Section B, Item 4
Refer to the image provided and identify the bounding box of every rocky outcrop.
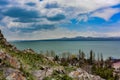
[32,68,53,80]
[69,68,105,80]
[0,51,26,80]
[4,68,26,80]
[32,66,65,80]
[0,51,20,69]
[0,30,9,45]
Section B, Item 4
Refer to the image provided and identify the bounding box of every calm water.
[10,41,120,59]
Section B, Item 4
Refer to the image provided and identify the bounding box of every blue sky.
[0,0,120,40]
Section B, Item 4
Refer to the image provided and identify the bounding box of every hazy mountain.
[12,36,120,42]
[37,36,120,41]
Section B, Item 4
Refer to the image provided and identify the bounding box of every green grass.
[0,69,6,80]
[64,66,76,73]
[43,70,73,80]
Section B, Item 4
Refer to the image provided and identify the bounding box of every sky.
[0,0,120,40]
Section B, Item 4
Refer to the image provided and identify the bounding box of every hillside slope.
[0,30,58,80]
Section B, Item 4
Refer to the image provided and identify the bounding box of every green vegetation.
[0,70,6,80]
[43,70,73,80]
[19,66,36,80]
[92,65,115,80]
[64,66,76,73]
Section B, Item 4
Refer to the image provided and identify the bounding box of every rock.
[6,54,21,69]
[0,51,6,59]
[69,68,105,80]
[0,30,4,38]
[53,66,65,74]
[32,66,65,80]
[0,30,7,44]
[23,48,35,54]
[0,51,21,69]
[0,51,6,66]
[32,68,53,80]
[4,68,26,80]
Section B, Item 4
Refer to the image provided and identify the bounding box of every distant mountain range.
[13,36,120,42]
[42,36,120,41]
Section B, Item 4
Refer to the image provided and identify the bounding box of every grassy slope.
[0,39,57,79]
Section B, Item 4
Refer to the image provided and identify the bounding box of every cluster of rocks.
[32,68,53,80]
[32,66,65,80]
[0,50,20,69]
[0,50,26,80]
[69,68,105,80]
[4,68,26,80]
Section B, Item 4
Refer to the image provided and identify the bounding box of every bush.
[92,66,115,80]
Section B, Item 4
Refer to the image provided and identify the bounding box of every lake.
[10,41,120,59]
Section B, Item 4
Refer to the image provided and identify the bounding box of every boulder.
[4,68,26,80]
[0,51,21,69]
[32,68,53,80]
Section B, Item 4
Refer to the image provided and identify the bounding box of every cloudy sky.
[0,0,120,40]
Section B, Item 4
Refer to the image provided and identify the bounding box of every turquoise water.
[10,41,120,59]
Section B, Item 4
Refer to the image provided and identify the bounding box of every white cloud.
[46,9,64,17]
[1,16,31,28]
[7,0,120,20]
[43,0,120,11]
[0,0,120,40]
[39,0,120,21]
[5,27,120,41]
[90,8,120,21]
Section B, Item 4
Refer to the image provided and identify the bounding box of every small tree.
[78,49,82,60]
[54,55,59,61]
[100,53,104,67]
[89,50,95,65]
[81,51,85,61]
[50,50,55,57]
[45,50,50,56]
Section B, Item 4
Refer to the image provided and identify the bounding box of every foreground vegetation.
[41,50,119,80]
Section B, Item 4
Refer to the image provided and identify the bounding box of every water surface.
[10,41,120,59]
